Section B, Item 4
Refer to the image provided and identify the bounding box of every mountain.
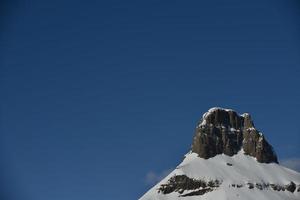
[140,107,300,200]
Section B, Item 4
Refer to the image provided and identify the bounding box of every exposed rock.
[158,175,221,196]
[270,184,285,191]
[158,176,299,198]
[256,183,263,190]
[191,108,278,163]
[247,183,254,189]
[243,129,278,163]
[285,181,296,193]
[229,182,297,192]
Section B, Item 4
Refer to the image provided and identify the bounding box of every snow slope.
[140,151,300,200]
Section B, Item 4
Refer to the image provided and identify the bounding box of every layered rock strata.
[191,107,278,163]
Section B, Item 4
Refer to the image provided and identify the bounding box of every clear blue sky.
[1,0,300,200]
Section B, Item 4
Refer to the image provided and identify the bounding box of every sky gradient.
[1,0,300,200]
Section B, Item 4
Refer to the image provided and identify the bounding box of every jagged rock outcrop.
[158,175,221,196]
[285,181,296,193]
[191,107,278,163]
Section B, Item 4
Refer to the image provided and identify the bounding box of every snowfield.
[140,151,300,200]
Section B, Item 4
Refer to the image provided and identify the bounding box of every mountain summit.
[140,107,300,200]
[192,107,278,163]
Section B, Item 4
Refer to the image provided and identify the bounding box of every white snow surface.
[140,151,300,200]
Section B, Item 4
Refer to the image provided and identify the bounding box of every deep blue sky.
[1,0,300,200]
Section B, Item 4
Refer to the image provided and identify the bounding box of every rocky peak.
[191,107,278,163]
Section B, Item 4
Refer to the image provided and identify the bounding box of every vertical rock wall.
[191,108,278,163]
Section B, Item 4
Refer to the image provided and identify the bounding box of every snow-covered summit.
[140,108,300,200]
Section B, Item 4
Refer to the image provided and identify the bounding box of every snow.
[241,113,250,118]
[208,107,235,113]
[140,151,300,200]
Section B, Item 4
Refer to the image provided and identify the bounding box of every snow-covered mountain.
[140,107,300,200]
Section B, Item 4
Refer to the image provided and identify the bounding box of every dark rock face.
[158,175,299,197]
[285,182,296,193]
[243,129,278,163]
[191,108,278,163]
[158,175,221,196]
